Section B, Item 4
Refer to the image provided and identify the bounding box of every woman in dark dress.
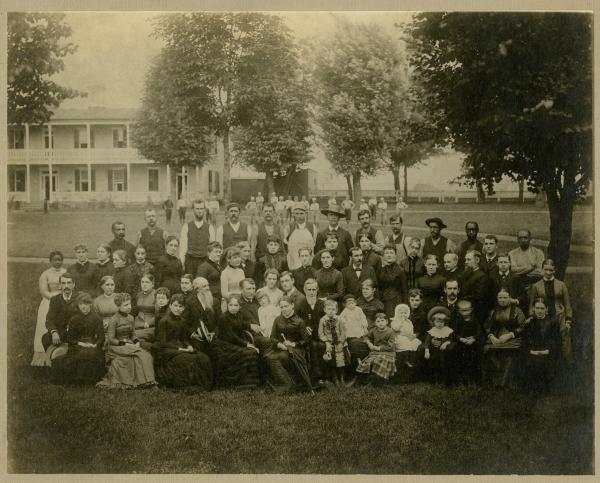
[265,296,311,393]
[155,236,184,296]
[112,249,137,295]
[315,250,344,303]
[186,280,260,389]
[51,293,106,385]
[133,273,157,351]
[94,243,114,294]
[152,294,212,389]
[377,244,409,318]
[416,254,446,313]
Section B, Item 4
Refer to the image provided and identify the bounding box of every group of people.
[31,198,573,395]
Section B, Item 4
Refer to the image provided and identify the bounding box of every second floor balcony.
[8,148,148,165]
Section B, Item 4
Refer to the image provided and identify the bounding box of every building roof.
[51,107,139,121]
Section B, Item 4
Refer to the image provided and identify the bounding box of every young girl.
[423,307,455,384]
[256,268,283,307]
[257,291,280,337]
[318,299,349,385]
[354,312,396,385]
[220,247,245,299]
[339,294,369,373]
[390,304,422,379]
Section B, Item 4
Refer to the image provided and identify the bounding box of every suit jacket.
[528,278,572,320]
[399,256,425,288]
[184,295,218,335]
[239,297,260,325]
[283,288,307,313]
[292,265,317,293]
[314,226,354,261]
[341,264,377,298]
[480,255,499,276]
[488,270,526,309]
[196,260,222,300]
[459,268,489,321]
[45,293,79,338]
[457,239,484,269]
[296,298,325,338]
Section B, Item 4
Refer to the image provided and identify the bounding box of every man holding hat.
[421,217,456,262]
[216,202,252,253]
[314,206,354,262]
[283,202,317,270]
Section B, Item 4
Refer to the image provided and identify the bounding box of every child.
[354,312,396,385]
[390,304,422,381]
[339,294,369,373]
[257,291,280,337]
[220,247,246,298]
[319,299,349,385]
[245,196,257,225]
[408,288,428,342]
[256,235,288,285]
[358,234,382,272]
[357,279,385,329]
[423,307,455,384]
[309,197,320,224]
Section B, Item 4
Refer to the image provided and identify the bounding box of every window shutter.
[113,129,118,148]
[108,169,113,192]
[75,169,80,191]
[124,168,128,191]
[216,172,220,193]
[74,129,79,148]
[90,129,95,148]
[91,169,96,191]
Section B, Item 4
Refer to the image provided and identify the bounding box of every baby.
[257,291,280,338]
[390,304,422,372]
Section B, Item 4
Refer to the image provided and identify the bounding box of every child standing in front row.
[424,307,455,385]
[353,312,396,386]
[319,299,349,385]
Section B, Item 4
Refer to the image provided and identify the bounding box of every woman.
[256,268,283,307]
[155,236,184,296]
[97,293,157,389]
[133,274,157,351]
[94,243,114,294]
[482,289,527,387]
[220,247,245,299]
[152,294,213,389]
[521,298,561,394]
[51,293,105,385]
[187,289,260,389]
[112,249,136,295]
[93,275,118,333]
[265,296,311,393]
[416,254,446,312]
[32,251,66,366]
[377,245,409,318]
[315,250,344,303]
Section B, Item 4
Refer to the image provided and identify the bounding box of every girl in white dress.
[31,251,66,366]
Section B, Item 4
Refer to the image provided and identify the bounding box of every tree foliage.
[407,12,592,276]
[8,12,84,125]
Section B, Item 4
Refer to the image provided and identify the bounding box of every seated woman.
[133,274,157,351]
[265,296,311,393]
[51,293,105,385]
[256,268,283,307]
[521,297,561,395]
[97,293,157,389]
[482,289,526,388]
[93,275,118,334]
[152,294,213,389]
[32,250,66,367]
[315,250,344,303]
[155,287,171,321]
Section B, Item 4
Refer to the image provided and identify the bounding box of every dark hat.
[427,306,451,324]
[343,294,356,302]
[425,217,447,229]
[226,202,240,211]
[320,208,346,218]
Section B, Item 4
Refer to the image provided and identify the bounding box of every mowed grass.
[7,262,594,474]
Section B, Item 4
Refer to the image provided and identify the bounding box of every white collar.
[428,326,453,338]
[229,221,241,230]
[193,219,205,227]
[328,225,339,231]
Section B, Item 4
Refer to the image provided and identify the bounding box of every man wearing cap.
[355,209,385,255]
[179,199,216,276]
[456,221,483,270]
[108,221,136,264]
[283,202,317,270]
[251,202,283,261]
[385,215,412,264]
[421,217,456,262]
[314,207,354,261]
[216,202,252,253]
[135,209,168,265]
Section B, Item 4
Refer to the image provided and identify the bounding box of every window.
[74,127,88,149]
[108,168,127,192]
[75,168,96,192]
[208,170,213,193]
[8,167,26,192]
[148,168,159,191]
[44,126,54,149]
[8,127,25,149]
[113,128,127,148]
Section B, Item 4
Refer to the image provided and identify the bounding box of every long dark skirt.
[51,347,106,385]
[522,353,556,394]
[200,339,260,388]
[155,349,213,389]
[424,347,454,384]
[482,340,521,388]
[265,347,311,393]
[309,339,327,380]
[393,349,422,384]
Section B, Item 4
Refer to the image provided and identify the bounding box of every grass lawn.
[6,262,594,474]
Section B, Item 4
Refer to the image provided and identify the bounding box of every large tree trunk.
[518,178,525,203]
[392,165,400,192]
[283,164,296,196]
[345,174,353,200]
[476,180,486,203]
[264,171,275,199]
[403,163,408,199]
[352,171,362,204]
[222,128,231,203]
[546,187,575,279]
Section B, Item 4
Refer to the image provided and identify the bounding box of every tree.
[8,12,84,125]
[407,13,592,277]
[311,21,408,203]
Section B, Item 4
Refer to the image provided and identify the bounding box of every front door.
[41,172,57,200]
[176,169,188,200]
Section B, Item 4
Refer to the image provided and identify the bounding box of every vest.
[187,221,211,258]
[139,227,165,264]
[422,236,448,263]
[255,222,283,260]
[222,222,248,250]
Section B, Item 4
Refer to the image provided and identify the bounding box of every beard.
[198,290,214,310]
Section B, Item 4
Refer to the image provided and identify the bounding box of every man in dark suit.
[480,234,499,276]
[457,221,484,270]
[434,278,461,329]
[488,253,526,309]
[341,247,377,298]
[41,273,78,351]
[292,247,317,293]
[238,278,270,352]
[280,271,306,312]
[314,208,354,262]
[459,250,489,324]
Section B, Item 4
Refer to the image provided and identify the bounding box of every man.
[136,209,168,265]
[488,253,525,308]
[292,247,317,292]
[252,202,283,261]
[162,195,174,225]
[177,196,187,224]
[340,195,355,223]
[399,238,424,289]
[108,221,136,263]
[480,234,499,276]
[255,191,264,212]
[354,209,385,255]
[459,250,489,324]
[216,203,252,253]
[283,203,317,270]
[508,229,545,293]
[368,196,378,217]
[435,278,461,329]
[41,273,78,354]
[386,215,412,263]
[68,243,97,296]
[341,247,378,298]
[179,199,216,276]
[314,207,353,261]
[457,221,483,269]
[421,217,456,263]
[280,271,306,312]
[237,278,271,352]
[441,253,462,279]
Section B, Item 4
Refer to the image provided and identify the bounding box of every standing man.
[421,217,456,263]
[216,203,252,254]
[340,195,355,223]
[177,195,188,224]
[457,221,483,269]
[314,207,353,262]
[162,195,174,225]
[480,234,499,276]
[385,215,411,264]
[354,209,385,255]
[108,221,136,263]
[508,229,544,295]
[368,195,378,217]
[179,199,216,276]
[136,209,168,265]
[460,250,489,324]
[488,252,526,308]
[252,202,283,262]
[283,202,317,270]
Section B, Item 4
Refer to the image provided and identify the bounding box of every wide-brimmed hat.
[427,306,451,324]
[425,217,447,229]
[320,208,346,218]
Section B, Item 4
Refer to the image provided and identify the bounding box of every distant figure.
[245,196,257,225]
[309,197,320,224]
[368,196,378,217]
[162,195,174,224]
[255,192,264,213]
[177,196,187,224]
[377,197,388,225]
[341,195,355,223]
[359,198,369,212]
[208,196,220,226]
[327,196,338,213]
[285,195,294,221]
